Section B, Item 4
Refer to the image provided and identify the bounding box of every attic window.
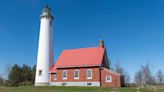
[38,70,42,76]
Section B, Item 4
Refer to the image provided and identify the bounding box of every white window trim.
[74,70,79,80]
[54,73,57,80]
[87,69,92,79]
[62,70,67,80]
[106,75,112,82]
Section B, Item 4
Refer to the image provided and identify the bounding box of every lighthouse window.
[38,70,42,76]
[62,70,67,80]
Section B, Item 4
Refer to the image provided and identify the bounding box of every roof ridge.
[63,46,103,51]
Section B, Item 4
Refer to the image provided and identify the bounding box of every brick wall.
[100,68,121,87]
[50,67,100,82]
[50,67,121,87]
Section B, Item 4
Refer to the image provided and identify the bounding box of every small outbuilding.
[50,40,121,87]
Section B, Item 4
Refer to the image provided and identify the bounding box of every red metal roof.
[49,66,57,73]
[54,47,105,69]
[102,67,121,76]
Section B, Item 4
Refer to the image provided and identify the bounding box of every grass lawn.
[0,86,164,92]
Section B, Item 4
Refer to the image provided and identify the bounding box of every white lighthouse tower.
[35,6,54,86]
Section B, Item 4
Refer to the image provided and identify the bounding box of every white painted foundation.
[50,82,100,87]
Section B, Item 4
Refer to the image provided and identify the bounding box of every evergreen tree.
[8,64,21,86]
[0,75,4,86]
[21,64,32,82]
[31,65,36,84]
[7,64,36,86]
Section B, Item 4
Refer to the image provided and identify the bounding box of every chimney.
[99,40,104,47]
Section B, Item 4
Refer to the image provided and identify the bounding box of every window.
[54,74,57,80]
[87,69,92,79]
[38,70,42,76]
[62,70,67,80]
[106,75,112,82]
[74,70,79,79]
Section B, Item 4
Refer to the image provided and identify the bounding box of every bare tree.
[134,63,155,87]
[141,64,152,84]
[156,70,163,84]
[114,60,130,86]
[124,72,130,86]
[115,61,124,75]
[134,69,143,86]
[4,64,11,78]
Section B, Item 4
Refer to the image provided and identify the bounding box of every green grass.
[0,86,164,92]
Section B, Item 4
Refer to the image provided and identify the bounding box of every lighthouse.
[35,6,54,86]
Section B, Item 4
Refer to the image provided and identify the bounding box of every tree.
[156,70,163,84]
[4,64,11,78]
[134,63,155,86]
[0,75,4,86]
[141,64,152,84]
[8,64,22,86]
[21,64,32,82]
[31,65,36,84]
[115,61,124,75]
[124,72,130,86]
[114,61,130,86]
[7,64,36,86]
[134,69,143,86]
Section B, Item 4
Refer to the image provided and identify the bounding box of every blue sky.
[0,0,164,81]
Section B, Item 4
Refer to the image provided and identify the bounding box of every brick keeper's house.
[49,40,121,87]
